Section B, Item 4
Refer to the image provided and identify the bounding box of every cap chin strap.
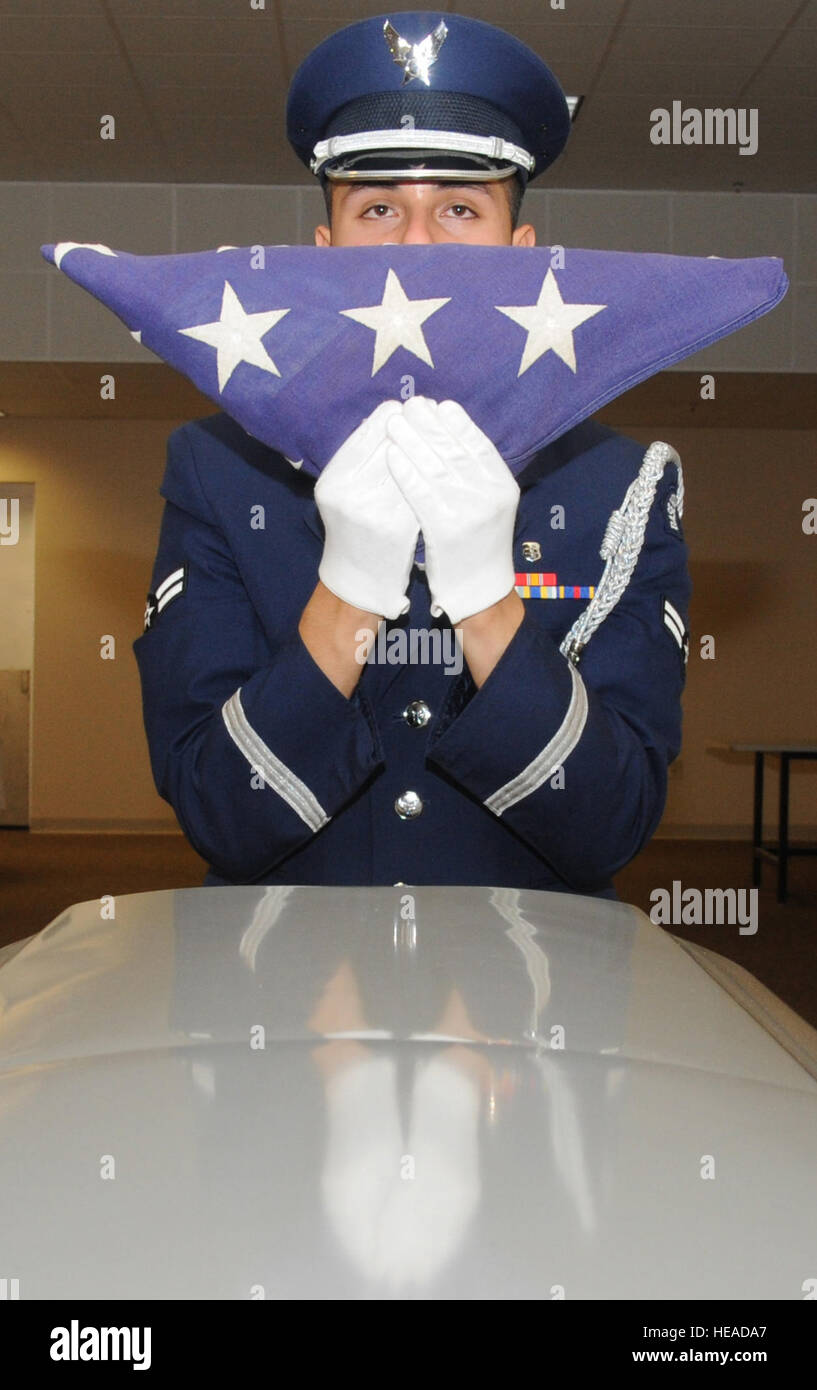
[311,127,535,176]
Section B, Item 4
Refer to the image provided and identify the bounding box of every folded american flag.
[40,241,787,477]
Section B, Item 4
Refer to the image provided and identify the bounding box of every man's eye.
[361,203,394,218]
[446,204,477,218]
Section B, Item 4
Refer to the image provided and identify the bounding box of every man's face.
[314,178,536,248]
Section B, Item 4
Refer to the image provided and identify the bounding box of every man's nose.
[397,209,441,244]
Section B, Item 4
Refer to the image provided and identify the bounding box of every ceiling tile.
[147,85,281,119]
[28,141,163,182]
[151,114,281,146]
[2,87,149,137]
[277,0,397,17]
[766,22,817,62]
[0,2,811,190]
[282,18,346,67]
[594,60,749,98]
[282,16,611,76]
[574,62,814,194]
[610,24,782,66]
[168,150,301,184]
[0,149,49,180]
[458,0,625,23]
[0,0,103,13]
[493,23,612,70]
[0,49,133,86]
[627,0,802,27]
[106,0,260,13]
[129,52,276,88]
[23,126,159,163]
[0,15,118,52]
[746,105,817,146]
[112,15,283,55]
[741,58,817,101]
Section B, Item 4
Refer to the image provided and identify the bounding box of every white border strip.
[663,598,686,648]
[485,663,588,817]
[222,689,329,833]
[156,580,184,613]
[155,566,184,601]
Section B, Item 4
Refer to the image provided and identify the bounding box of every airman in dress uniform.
[134,12,691,897]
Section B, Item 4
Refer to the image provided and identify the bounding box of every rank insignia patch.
[144,565,186,629]
[663,596,689,666]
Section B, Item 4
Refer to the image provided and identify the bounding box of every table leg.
[752,751,764,887]
[778,755,790,903]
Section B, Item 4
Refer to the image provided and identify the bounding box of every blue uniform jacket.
[133,413,691,897]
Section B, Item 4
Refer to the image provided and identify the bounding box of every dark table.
[731,744,817,902]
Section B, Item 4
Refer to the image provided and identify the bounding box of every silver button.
[394,790,424,820]
[403,699,431,729]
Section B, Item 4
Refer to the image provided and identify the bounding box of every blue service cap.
[286,12,570,186]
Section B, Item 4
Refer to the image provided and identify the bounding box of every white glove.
[385,397,519,624]
[314,400,420,619]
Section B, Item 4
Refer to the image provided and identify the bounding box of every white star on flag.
[53,242,117,270]
[340,268,450,376]
[179,281,289,393]
[496,269,606,375]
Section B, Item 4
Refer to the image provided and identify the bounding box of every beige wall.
[0,419,182,830]
[0,412,815,838]
[0,482,34,668]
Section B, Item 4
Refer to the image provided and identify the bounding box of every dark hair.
[504,173,525,231]
[321,172,525,232]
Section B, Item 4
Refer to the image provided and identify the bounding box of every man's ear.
[511,223,536,248]
[314,224,332,247]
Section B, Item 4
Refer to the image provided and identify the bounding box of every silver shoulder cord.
[560,440,684,667]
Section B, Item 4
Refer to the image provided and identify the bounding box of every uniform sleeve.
[133,425,383,881]
[427,467,691,893]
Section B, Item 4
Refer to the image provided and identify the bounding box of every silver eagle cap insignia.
[383,18,448,86]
